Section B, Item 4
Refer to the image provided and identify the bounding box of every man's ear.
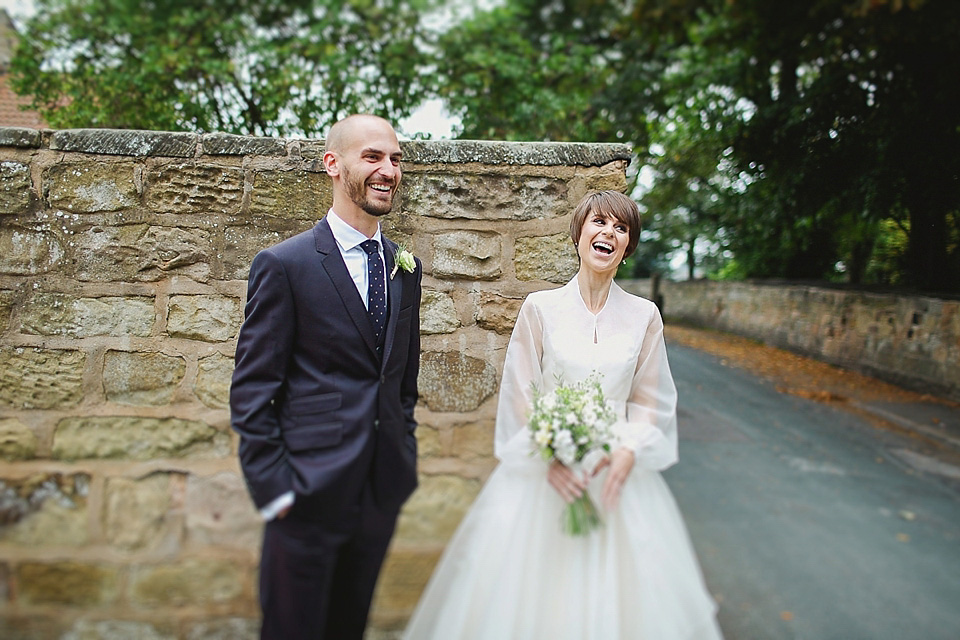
[323,151,339,177]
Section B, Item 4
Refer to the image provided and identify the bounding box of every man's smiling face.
[338,119,403,217]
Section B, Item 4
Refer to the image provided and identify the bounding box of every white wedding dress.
[403,279,723,640]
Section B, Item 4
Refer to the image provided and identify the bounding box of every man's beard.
[343,166,394,217]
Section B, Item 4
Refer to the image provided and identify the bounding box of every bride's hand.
[547,460,588,504]
[601,448,635,510]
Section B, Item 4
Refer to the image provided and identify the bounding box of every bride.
[403,190,724,639]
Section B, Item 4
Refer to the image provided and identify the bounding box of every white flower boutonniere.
[391,243,416,279]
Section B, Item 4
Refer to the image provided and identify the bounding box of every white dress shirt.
[258,209,387,521]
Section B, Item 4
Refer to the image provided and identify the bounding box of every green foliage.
[10,0,437,136]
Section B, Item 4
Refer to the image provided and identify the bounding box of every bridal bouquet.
[528,373,616,536]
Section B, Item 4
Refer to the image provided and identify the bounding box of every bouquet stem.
[562,493,602,536]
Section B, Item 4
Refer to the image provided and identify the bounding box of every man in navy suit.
[230,114,422,640]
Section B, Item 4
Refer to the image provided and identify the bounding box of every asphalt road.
[664,341,960,640]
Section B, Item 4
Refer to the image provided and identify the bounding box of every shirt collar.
[326,208,382,252]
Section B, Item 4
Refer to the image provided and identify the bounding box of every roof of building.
[0,9,47,129]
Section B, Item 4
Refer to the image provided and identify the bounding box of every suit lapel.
[381,237,403,368]
[313,219,379,357]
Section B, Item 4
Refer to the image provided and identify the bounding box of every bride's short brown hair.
[569,190,642,259]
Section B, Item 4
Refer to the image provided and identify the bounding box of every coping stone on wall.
[400,139,633,166]
[0,126,42,148]
[201,133,287,156]
[50,128,198,157]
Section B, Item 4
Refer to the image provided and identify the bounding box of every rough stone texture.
[0,227,63,275]
[0,417,37,460]
[0,474,89,545]
[16,562,120,606]
[184,472,261,549]
[0,347,85,409]
[195,352,234,409]
[52,416,229,460]
[103,474,173,550]
[202,132,287,157]
[432,230,502,280]
[146,164,244,215]
[44,163,139,213]
[395,474,481,544]
[0,126,42,148]
[185,619,259,640]
[419,289,459,334]
[401,139,633,166]
[19,293,155,337]
[129,559,246,606]
[476,291,524,334]
[404,174,568,221]
[62,621,177,640]
[167,295,243,342]
[223,225,286,280]
[103,350,186,406]
[0,161,33,215]
[413,423,440,458]
[72,224,213,282]
[515,232,579,283]
[0,289,15,335]
[418,351,498,413]
[50,129,197,157]
[249,170,331,220]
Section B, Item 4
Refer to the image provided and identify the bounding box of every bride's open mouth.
[592,241,614,255]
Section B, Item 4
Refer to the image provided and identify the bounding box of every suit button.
[374,419,380,430]
[380,375,386,385]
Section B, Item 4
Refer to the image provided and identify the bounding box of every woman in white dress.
[404,191,724,640]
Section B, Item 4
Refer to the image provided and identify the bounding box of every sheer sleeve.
[615,305,679,471]
[494,296,544,462]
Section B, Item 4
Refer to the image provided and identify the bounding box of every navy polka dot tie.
[360,239,386,341]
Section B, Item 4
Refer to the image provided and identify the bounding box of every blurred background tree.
[9,0,959,292]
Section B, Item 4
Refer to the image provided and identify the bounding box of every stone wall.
[623,278,960,402]
[0,125,631,639]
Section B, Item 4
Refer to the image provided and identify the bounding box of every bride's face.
[576,211,630,276]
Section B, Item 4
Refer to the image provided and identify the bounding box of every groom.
[230,114,422,640]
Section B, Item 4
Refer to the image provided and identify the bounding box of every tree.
[9,0,437,136]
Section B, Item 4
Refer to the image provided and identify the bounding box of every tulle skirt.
[403,459,724,640]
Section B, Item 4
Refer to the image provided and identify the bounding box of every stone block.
[583,165,629,192]
[476,291,524,334]
[372,545,444,613]
[0,347,85,409]
[249,170,331,220]
[146,163,244,215]
[167,295,243,342]
[0,126,41,148]
[0,289,14,335]
[185,618,260,640]
[450,419,495,460]
[103,474,173,550]
[103,350,186,406]
[195,352,234,409]
[0,473,89,545]
[403,174,568,221]
[0,161,33,215]
[515,232,578,283]
[223,225,285,280]
[184,472,262,549]
[44,163,139,212]
[50,128,197,157]
[420,290,459,334]
[0,227,63,275]
[129,559,246,607]
[16,561,120,606]
[202,132,287,156]
[432,231,501,280]
[53,416,229,460]
[395,474,481,544]
[418,351,497,412]
[400,139,632,167]
[72,224,213,282]
[19,293,154,337]
[0,417,38,460]
[63,620,177,640]
[414,424,441,458]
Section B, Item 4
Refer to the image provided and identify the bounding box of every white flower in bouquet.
[528,372,617,536]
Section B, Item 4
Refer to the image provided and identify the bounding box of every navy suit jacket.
[230,217,421,518]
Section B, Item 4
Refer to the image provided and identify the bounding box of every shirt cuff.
[260,491,295,521]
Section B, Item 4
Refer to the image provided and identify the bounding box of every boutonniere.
[391,243,416,279]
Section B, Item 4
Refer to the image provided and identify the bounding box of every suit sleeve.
[230,249,296,509]
[401,257,423,453]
